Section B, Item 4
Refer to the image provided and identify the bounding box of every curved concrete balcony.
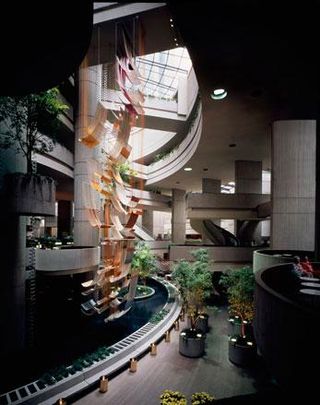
[255,263,320,394]
[253,249,313,273]
[35,246,100,275]
[35,138,74,179]
[187,193,270,220]
[145,105,202,185]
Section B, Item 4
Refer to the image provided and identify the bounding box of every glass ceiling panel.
[133,47,192,100]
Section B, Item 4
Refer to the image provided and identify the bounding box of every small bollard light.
[129,357,137,372]
[99,375,108,393]
[174,320,180,331]
[165,330,171,342]
[56,399,66,405]
[150,343,157,355]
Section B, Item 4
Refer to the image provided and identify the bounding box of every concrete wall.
[253,249,313,273]
[33,246,100,275]
[169,245,255,262]
[187,193,269,210]
[272,120,316,250]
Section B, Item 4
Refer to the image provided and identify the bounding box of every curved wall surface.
[35,246,100,275]
[253,249,313,273]
[254,263,320,394]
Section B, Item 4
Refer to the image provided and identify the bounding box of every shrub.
[191,392,215,404]
[160,390,187,405]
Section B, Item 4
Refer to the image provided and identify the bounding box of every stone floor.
[74,306,276,405]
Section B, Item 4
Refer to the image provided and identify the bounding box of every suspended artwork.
[79,22,145,322]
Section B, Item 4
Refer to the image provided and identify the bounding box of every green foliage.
[135,284,154,298]
[160,390,187,405]
[219,267,255,323]
[191,392,215,404]
[131,241,157,281]
[115,162,137,183]
[152,148,176,163]
[159,390,214,405]
[172,248,212,322]
[0,88,68,173]
[149,308,169,324]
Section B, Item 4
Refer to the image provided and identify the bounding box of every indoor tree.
[0,88,68,173]
[131,241,157,284]
[219,266,255,336]
[172,248,212,329]
[219,266,256,366]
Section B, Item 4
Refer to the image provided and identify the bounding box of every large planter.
[179,328,206,357]
[5,173,55,216]
[228,317,254,339]
[228,335,256,366]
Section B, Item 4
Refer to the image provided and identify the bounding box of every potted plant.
[0,88,68,174]
[0,88,67,215]
[131,241,157,285]
[172,248,212,357]
[219,266,256,366]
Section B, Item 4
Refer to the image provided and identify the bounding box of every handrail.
[0,277,181,405]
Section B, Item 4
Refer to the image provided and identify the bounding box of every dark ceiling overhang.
[0,1,93,95]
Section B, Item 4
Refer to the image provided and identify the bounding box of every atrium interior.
[0,1,319,404]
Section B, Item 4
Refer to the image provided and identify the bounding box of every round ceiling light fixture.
[184,167,192,172]
[211,88,227,100]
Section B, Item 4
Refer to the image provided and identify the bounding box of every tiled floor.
[74,306,275,405]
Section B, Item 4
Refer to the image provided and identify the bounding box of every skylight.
[135,47,192,100]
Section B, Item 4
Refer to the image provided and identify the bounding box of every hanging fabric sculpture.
[80,22,145,322]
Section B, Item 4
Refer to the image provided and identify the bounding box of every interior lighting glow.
[211,88,227,100]
[184,167,192,171]
[181,332,186,336]
[196,333,202,338]
[247,341,253,346]
[231,338,237,342]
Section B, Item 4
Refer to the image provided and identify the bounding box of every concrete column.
[142,209,154,237]
[172,189,186,244]
[202,178,221,194]
[74,64,101,247]
[235,160,262,194]
[58,200,72,238]
[0,129,27,358]
[235,160,262,244]
[272,120,316,250]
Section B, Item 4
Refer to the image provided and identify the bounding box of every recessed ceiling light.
[184,167,192,172]
[170,24,174,28]
[169,18,173,22]
[211,88,227,100]
[229,143,236,148]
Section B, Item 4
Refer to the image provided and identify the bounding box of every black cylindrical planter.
[228,337,256,366]
[179,328,206,357]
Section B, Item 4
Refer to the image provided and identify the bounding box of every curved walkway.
[72,307,275,405]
